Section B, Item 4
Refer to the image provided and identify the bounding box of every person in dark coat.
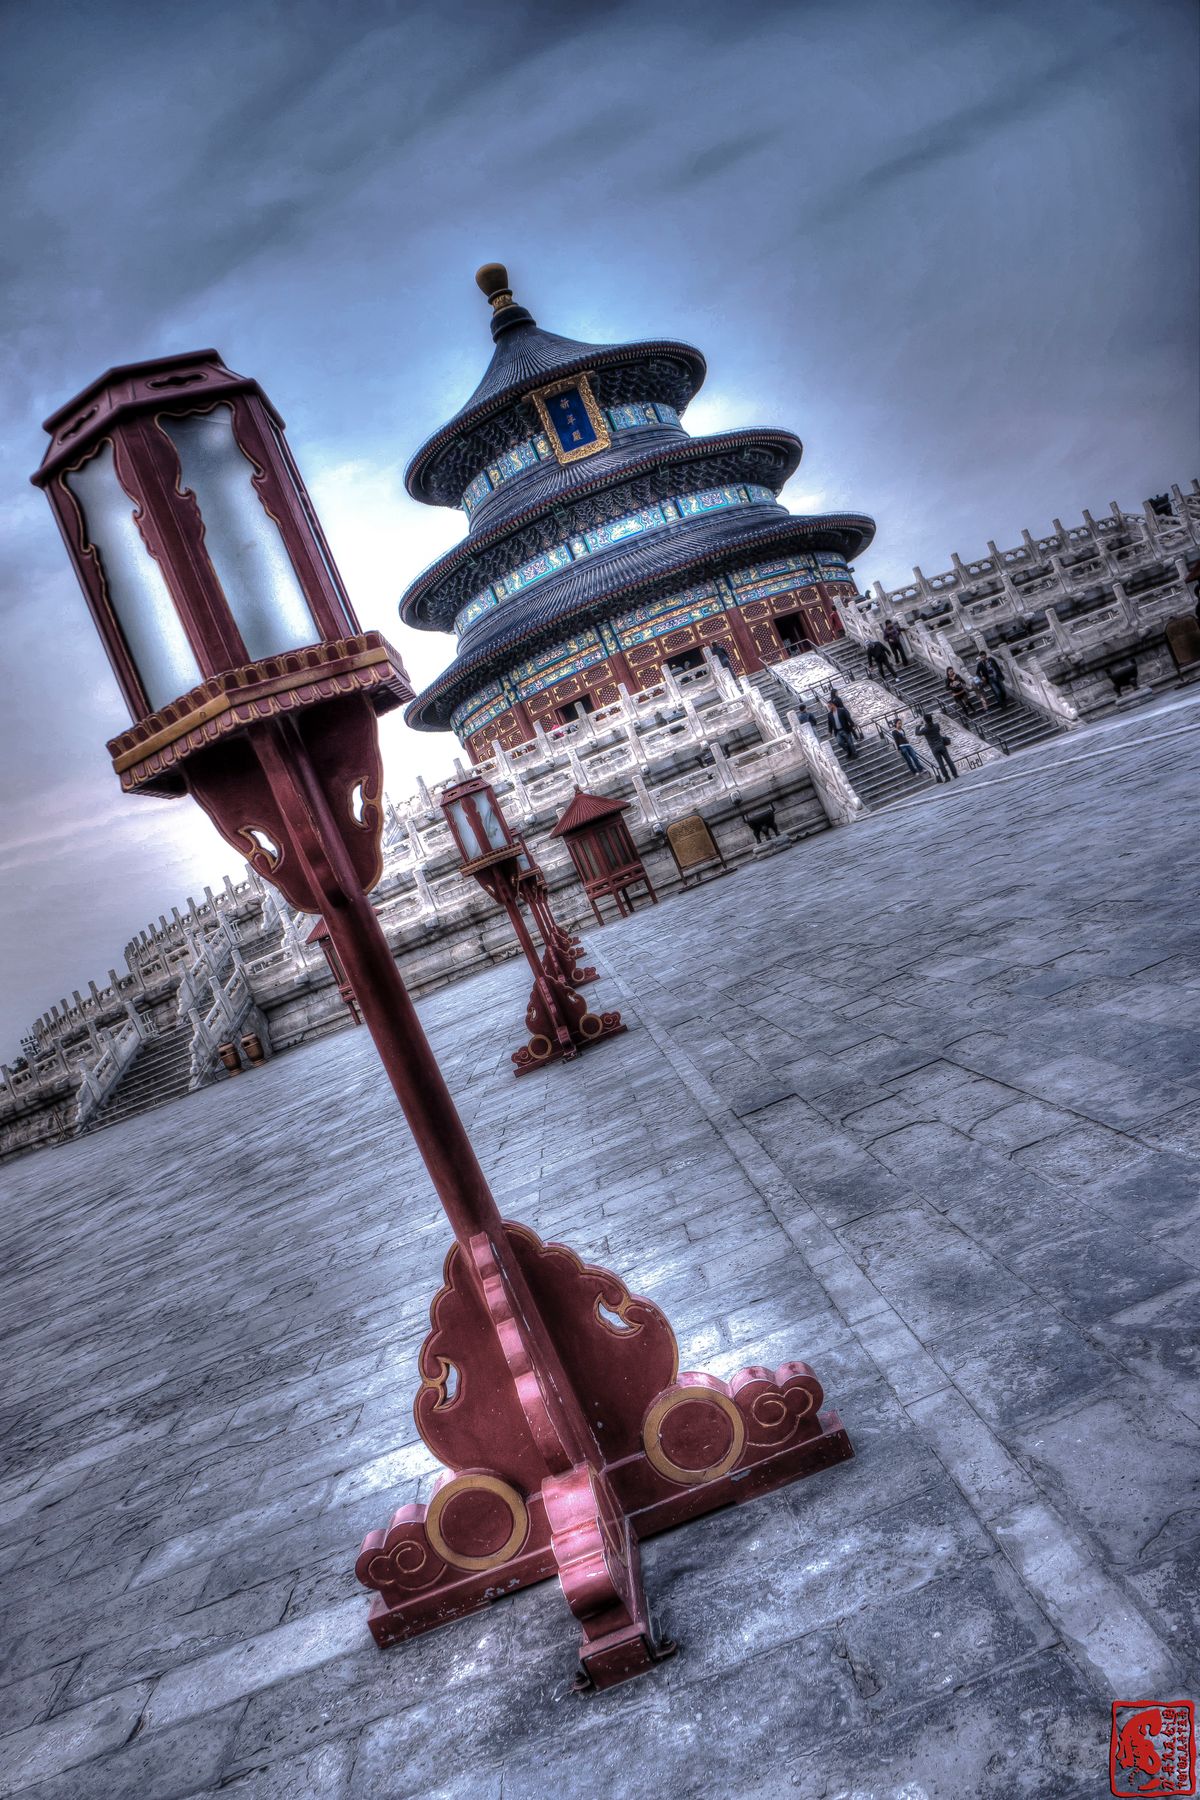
[825,696,857,758]
[883,619,909,665]
[828,687,864,740]
[978,652,1009,709]
[793,700,821,728]
[917,711,958,780]
[865,638,893,678]
[889,716,929,777]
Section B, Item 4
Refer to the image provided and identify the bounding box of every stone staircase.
[746,666,938,810]
[748,637,1065,816]
[233,911,288,965]
[824,640,1064,757]
[829,730,943,809]
[80,1023,194,1135]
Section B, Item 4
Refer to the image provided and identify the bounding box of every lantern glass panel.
[63,439,203,711]
[444,794,488,861]
[268,419,349,611]
[159,405,316,661]
[444,789,509,861]
[472,788,510,852]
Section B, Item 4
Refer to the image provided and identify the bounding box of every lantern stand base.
[512,1006,626,1076]
[565,941,599,987]
[357,1221,853,1691]
[509,937,626,1077]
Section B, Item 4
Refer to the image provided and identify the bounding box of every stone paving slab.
[1,698,1199,1797]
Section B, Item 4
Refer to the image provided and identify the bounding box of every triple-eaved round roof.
[399,268,876,734]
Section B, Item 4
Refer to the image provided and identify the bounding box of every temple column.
[724,599,765,674]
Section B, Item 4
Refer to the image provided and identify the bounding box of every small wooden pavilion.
[550,788,658,924]
[307,919,362,1024]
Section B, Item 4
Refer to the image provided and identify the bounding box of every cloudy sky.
[1,0,1197,1049]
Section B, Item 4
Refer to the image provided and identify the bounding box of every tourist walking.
[889,717,928,778]
[944,667,974,725]
[825,695,857,758]
[828,687,864,740]
[978,652,1009,709]
[917,711,958,780]
[866,638,893,679]
[793,700,821,729]
[883,619,909,665]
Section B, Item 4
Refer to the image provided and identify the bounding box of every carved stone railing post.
[515,763,539,821]
[276,895,302,959]
[617,686,650,766]
[1112,578,1141,631]
[786,715,865,825]
[413,865,437,919]
[486,740,510,780]
[1043,605,1073,655]
[871,580,899,624]
[709,739,738,795]
[629,769,661,828]
[125,1002,151,1042]
[75,1064,102,1127]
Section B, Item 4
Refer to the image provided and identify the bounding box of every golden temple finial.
[475,264,514,313]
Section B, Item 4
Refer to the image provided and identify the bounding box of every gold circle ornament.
[642,1386,746,1486]
[425,1474,529,1571]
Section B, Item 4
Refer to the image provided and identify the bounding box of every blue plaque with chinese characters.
[532,374,610,465]
[547,386,596,455]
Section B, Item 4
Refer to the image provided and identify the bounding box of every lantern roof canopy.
[404,266,707,508]
[550,787,631,837]
[32,350,268,485]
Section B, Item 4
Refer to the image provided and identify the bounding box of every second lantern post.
[440,772,621,1074]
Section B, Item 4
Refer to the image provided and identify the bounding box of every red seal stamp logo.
[1110,1700,1195,1796]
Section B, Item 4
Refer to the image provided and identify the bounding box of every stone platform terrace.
[1,695,1199,1800]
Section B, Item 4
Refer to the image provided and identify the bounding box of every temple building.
[401,266,876,758]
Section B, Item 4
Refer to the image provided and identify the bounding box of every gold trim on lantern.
[109,639,404,776]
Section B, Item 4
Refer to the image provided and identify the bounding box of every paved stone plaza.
[1,695,1199,1799]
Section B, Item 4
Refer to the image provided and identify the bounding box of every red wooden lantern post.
[440,774,617,1074]
[514,836,598,989]
[34,349,853,1695]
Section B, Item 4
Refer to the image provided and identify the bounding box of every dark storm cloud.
[666,133,774,192]
[1,0,1197,1047]
[827,22,1138,216]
